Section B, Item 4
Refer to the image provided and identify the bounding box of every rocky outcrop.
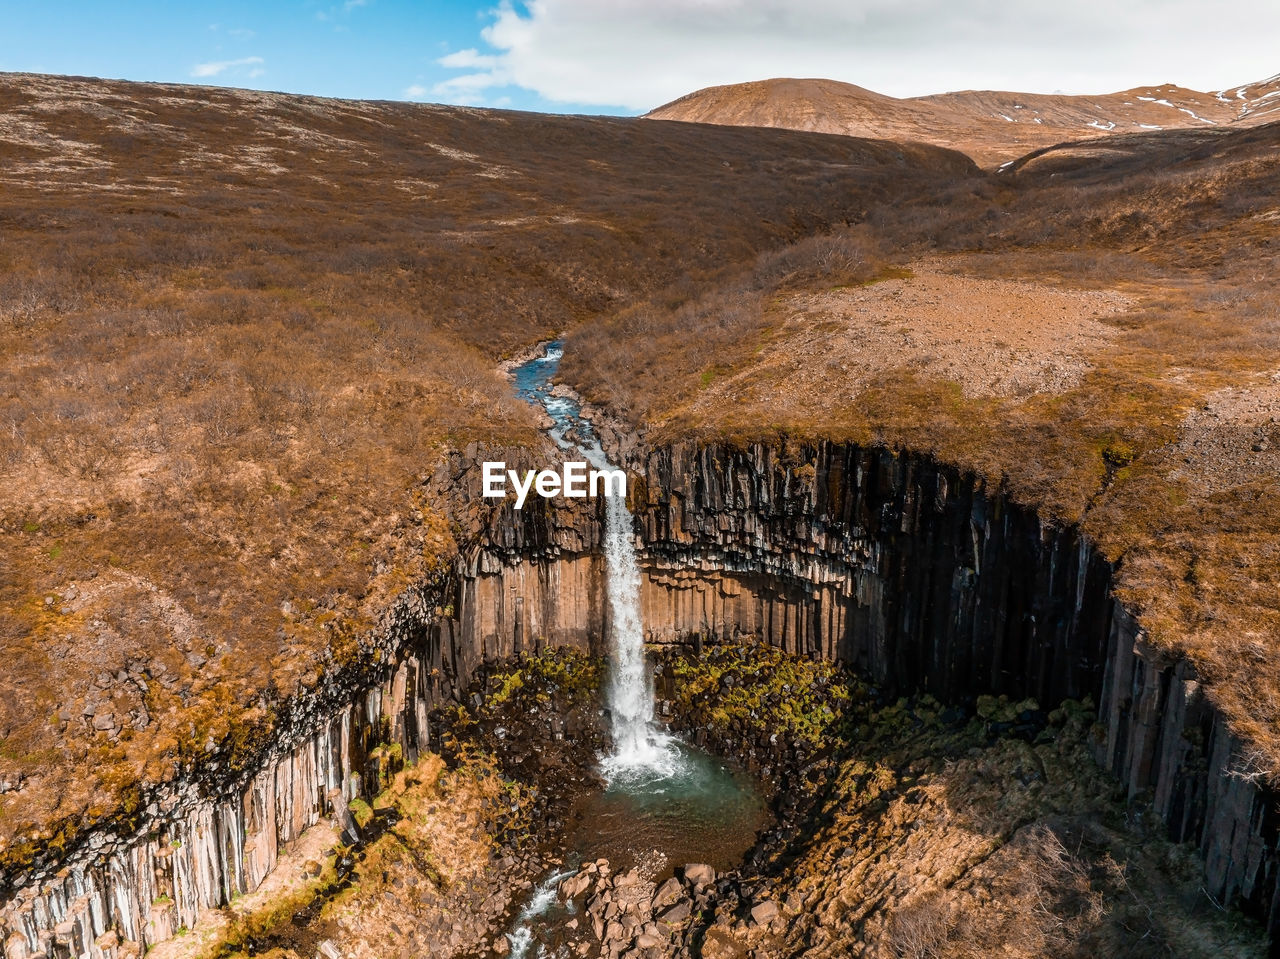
[547,860,714,958]
[0,581,474,958]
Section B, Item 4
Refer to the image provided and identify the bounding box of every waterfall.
[506,867,575,959]
[591,450,678,780]
[513,342,677,780]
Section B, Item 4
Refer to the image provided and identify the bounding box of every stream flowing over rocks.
[508,341,679,779]
[2,436,1278,955]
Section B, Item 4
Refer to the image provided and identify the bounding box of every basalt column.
[631,440,1279,937]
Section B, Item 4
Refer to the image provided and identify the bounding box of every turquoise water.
[566,738,768,877]
[511,339,591,452]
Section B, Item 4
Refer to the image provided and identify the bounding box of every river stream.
[505,343,769,957]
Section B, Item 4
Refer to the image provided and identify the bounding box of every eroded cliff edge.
[3,440,1276,956]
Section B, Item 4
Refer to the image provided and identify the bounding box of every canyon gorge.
[3,435,1275,956]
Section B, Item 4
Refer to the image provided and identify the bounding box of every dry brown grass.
[0,73,972,867]
[563,232,884,423]
[884,819,1256,959]
[887,825,1106,959]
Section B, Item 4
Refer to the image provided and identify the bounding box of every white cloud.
[430,47,513,104]
[403,84,430,98]
[436,0,1280,111]
[430,75,509,106]
[438,48,501,70]
[437,71,506,94]
[191,56,265,79]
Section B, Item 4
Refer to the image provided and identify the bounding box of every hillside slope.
[0,72,975,860]
[647,73,1280,166]
[565,116,1280,788]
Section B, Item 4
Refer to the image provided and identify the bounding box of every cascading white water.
[506,867,574,959]
[590,451,679,779]
[513,342,677,780]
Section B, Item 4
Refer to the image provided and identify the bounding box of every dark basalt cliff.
[3,440,1277,957]
[467,440,1280,940]
[0,579,470,959]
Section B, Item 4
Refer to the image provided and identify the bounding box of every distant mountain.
[646,74,1280,167]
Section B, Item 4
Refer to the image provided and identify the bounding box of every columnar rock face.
[467,440,1280,938]
[0,584,470,958]
[3,439,1278,956]
[4,712,365,958]
[636,443,1117,707]
[460,552,607,661]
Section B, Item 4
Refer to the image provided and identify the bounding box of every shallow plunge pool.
[507,737,770,959]
[565,738,769,878]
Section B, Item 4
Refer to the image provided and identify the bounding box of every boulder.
[657,901,691,926]
[681,863,715,888]
[750,900,779,925]
[651,876,682,910]
[559,871,593,900]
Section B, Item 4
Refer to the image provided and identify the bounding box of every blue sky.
[2,1,1277,115]
[0,0,630,113]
